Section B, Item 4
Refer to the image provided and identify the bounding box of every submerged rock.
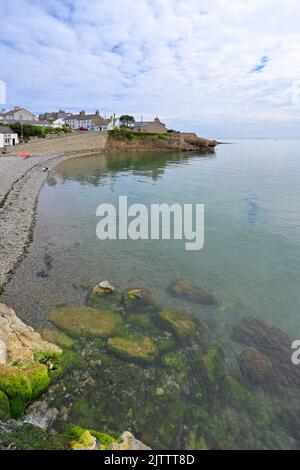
[158,309,200,337]
[239,349,273,387]
[107,335,158,363]
[41,328,74,349]
[47,306,124,338]
[167,279,218,306]
[232,317,300,389]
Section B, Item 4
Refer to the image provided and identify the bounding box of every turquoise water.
[3,140,300,449]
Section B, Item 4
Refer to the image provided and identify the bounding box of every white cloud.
[0,0,299,137]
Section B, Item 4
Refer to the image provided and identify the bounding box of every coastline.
[0,132,108,290]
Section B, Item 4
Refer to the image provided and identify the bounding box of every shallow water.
[2,140,300,449]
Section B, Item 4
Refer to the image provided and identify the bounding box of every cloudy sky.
[0,0,299,138]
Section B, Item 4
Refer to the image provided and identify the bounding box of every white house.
[0,126,19,148]
[52,118,66,128]
[2,107,38,122]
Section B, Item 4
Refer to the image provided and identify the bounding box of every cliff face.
[105,131,218,153]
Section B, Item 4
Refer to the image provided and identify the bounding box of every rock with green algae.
[63,424,116,450]
[107,335,158,364]
[70,430,98,450]
[158,309,200,338]
[0,389,10,420]
[47,306,124,338]
[41,328,75,349]
[167,279,218,306]
[0,363,50,418]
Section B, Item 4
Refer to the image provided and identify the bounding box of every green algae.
[107,335,158,364]
[25,363,50,400]
[0,366,32,418]
[63,424,116,450]
[47,306,124,338]
[0,390,10,421]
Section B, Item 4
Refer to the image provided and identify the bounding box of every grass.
[108,129,168,141]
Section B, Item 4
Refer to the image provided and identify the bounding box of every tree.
[119,115,135,128]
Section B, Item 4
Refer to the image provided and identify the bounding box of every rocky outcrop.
[0,303,62,418]
[105,131,218,153]
[0,303,61,365]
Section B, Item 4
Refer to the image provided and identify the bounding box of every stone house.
[133,117,167,133]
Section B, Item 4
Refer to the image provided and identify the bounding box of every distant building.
[0,126,19,148]
[134,117,167,133]
[39,110,70,122]
[64,110,119,131]
[3,107,38,122]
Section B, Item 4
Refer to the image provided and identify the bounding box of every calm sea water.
[3,140,300,337]
[3,139,300,449]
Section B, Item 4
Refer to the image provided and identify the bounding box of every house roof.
[4,107,36,116]
[65,113,102,120]
[0,126,15,134]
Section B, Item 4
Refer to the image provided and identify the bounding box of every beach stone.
[92,280,115,296]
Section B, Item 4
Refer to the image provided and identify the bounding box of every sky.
[0,0,299,138]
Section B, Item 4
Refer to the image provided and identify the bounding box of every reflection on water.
[2,141,300,449]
